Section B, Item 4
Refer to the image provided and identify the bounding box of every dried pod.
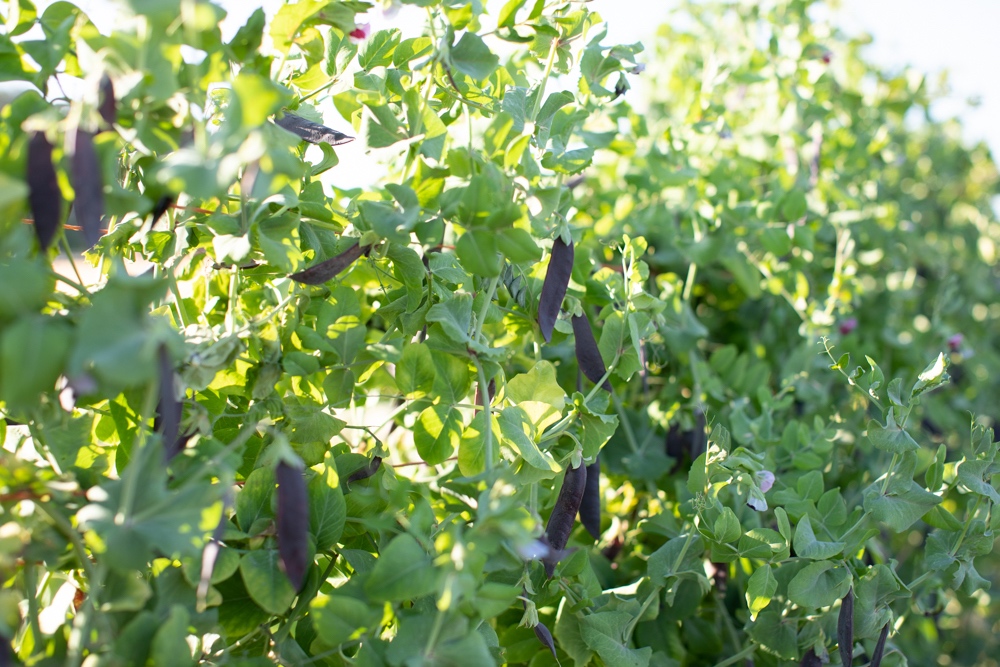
[542,462,587,577]
[26,132,63,251]
[870,623,890,667]
[150,194,174,225]
[71,129,105,247]
[533,622,557,660]
[800,648,822,667]
[274,112,354,146]
[474,378,496,412]
[666,409,706,474]
[289,241,368,284]
[838,588,854,667]
[578,456,601,540]
[275,461,310,590]
[344,456,382,488]
[572,312,611,391]
[98,74,116,127]
[155,345,183,461]
[537,237,574,342]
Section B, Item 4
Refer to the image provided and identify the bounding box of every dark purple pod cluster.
[274,112,354,146]
[542,462,587,577]
[838,588,854,667]
[537,238,573,342]
[26,132,62,251]
[275,461,310,590]
[71,129,105,247]
[578,457,601,540]
[571,312,610,391]
[290,241,370,284]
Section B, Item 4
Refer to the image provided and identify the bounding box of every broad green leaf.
[863,478,941,532]
[746,564,777,621]
[498,406,560,474]
[456,229,501,277]
[359,29,400,70]
[413,404,464,464]
[236,466,275,533]
[747,611,798,660]
[787,561,852,609]
[310,594,381,648]
[151,605,193,667]
[240,550,296,615]
[580,610,653,667]
[269,0,326,56]
[396,342,436,398]
[427,293,474,343]
[866,414,918,454]
[364,533,438,602]
[450,32,499,80]
[0,315,70,409]
[308,458,346,551]
[955,458,1000,502]
[458,411,500,476]
[792,515,845,559]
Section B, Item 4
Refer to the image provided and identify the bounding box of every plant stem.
[529,37,559,123]
[880,453,899,495]
[711,643,757,667]
[474,357,494,472]
[473,276,500,342]
[950,496,984,558]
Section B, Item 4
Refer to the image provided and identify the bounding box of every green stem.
[424,607,446,656]
[528,37,559,123]
[711,643,756,667]
[623,586,660,643]
[273,554,340,644]
[474,358,494,473]
[117,380,159,523]
[24,563,42,655]
[473,276,500,342]
[950,496,984,558]
[611,392,640,454]
[880,453,899,495]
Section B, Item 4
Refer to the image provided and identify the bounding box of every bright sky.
[24,0,1000,189]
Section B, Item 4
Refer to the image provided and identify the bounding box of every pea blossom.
[349,22,371,43]
[746,470,776,511]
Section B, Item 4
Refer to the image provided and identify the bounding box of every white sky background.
[25,0,1000,190]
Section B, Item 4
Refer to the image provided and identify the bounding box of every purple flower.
[948,333,963,351]
[756,470,775,493]
[839,318,858,335]
[349,22,371,43]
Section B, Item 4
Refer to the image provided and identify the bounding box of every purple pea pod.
[289,241,369,284]
[26,132,62,251]
[275,461,310,590]
[537,237,574,342]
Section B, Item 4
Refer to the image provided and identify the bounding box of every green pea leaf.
[450,32,499,80]
[364,533,439,602]
[788,561,852,609]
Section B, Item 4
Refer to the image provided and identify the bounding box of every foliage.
[0,0,998,666]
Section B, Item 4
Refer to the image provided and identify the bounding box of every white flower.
[747,488,768,512]
[348,22,371,44]
[756,470,776,493]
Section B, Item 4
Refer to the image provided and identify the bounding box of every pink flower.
[349,22,371,43]
[839,317,857,335]
[948,333,963,351]
[756,470,775,493]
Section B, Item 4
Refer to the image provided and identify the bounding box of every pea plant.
[1,0,998,666]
